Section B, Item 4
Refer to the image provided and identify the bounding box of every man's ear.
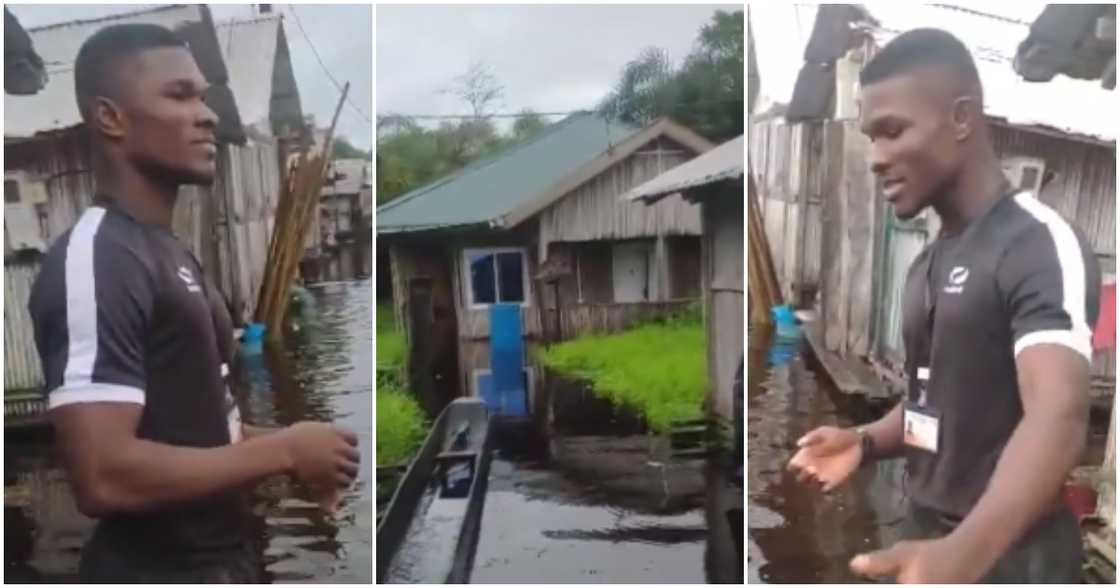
[951,96,976,142]
[90,96,127,140]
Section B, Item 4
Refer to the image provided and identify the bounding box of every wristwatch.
[856,427,876,467]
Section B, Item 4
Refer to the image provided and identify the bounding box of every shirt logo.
[177,266,202,293]
[944,266,969,294]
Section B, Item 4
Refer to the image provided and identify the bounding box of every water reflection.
[465,374,731,583]
[747,326,905,584]
[235,280,373,583]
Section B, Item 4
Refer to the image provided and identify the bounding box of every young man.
[787,29,1099,583]
[29,24,361,582]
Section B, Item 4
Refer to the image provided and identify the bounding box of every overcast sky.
[749,2,1050,111]
[8,4,373,150]
[376,4,731,132]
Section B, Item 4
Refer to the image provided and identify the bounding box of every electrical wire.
[287,5,372,126]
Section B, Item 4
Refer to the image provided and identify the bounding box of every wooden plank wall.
[551,300,694,340]
[703,189,744,422]
[4,132,280,325]
[747,120,826,305]
[537,143,700,262]
[749,118,883,357]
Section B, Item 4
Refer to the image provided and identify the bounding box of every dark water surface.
[747,327,906,584]
[382,375,740,583]
[3,280,372,583]
[472,378,743,583]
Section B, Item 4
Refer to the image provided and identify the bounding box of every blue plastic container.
[239,322,266,356]
[243,323,266,343]
[770,305,801,339]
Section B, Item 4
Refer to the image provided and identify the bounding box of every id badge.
[903,402,940,453]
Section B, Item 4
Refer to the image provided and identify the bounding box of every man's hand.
[787,426,861,491]
[312,486,344,516]
[850,537,985,584]
[281,422,360,492]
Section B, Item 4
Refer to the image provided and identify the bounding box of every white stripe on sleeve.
[49,383,145,408]
[1012,193,1093,361]
[61,206,107,389]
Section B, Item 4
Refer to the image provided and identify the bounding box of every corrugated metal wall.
[4,131,281,390]
[992,125,1116,272]
[213,140,281,322]
[4,261,43,391]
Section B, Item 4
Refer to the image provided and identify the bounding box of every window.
[464,247,529,307]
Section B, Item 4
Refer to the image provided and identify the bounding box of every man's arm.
[243,423,281,440]
[938,217,1096,578]
[861,402,905,461]
[53,404,359,518]
[941,345,1088,577]
[53,403,291,517]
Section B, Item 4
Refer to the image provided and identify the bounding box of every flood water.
[3,280,372,583]
[747,324,1112,583]
[475,378,744,583]
[747,326,906,584]
[382,375,740,583]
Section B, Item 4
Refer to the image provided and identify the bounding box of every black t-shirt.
[28,203,249,560]
[901,190,1100,518]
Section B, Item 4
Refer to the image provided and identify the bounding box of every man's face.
[114,46,218,185]
[858,68,964,219]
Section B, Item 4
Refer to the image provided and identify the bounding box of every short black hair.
[74,23,186,121]
[860,28,981,96]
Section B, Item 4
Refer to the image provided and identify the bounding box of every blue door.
[484,303,528,417]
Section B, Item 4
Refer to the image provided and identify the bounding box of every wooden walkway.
[4,391,48,429]
[800,315,893,402]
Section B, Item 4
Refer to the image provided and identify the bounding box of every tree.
[332,135,371,161]
[597,10,744,142]
[512,109,547,143]
[598,48,676,127]
[447,60,504,119]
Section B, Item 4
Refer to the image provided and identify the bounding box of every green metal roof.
[376,112,641,234]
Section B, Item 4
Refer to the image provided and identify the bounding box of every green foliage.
[598,9,744,142]
[536,312,707,432]
[377,386,428,466]
[331,135,371,161]
[376,110,549,205]
[512,109,547,143]
[376,11,744,207]
[375,302,426,466]
[376,303,406,368]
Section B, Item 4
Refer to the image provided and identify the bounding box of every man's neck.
[98,162,179,228]
[932,153,1008,236]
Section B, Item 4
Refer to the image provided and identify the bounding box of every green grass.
[536,311,707,432]
[376,303,406,368]
[377,386,428,466]
[376,301,426,466]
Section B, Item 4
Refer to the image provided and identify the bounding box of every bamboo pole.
[747,168,783,326]
[255,83,350,335]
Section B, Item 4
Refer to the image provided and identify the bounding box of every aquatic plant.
[536,311,707,432]
[377,386,428,466]
[376,303,407,369]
